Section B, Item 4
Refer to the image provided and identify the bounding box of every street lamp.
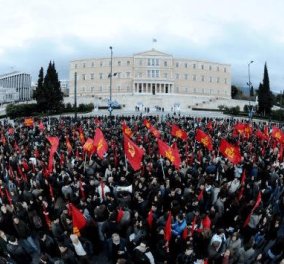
[108,46,117,117]
[247,60,254,119]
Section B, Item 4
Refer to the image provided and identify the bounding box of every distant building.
[0,87,19,104]
[60,80,69,96]
[0,71,32,101]
[69,49,231,98]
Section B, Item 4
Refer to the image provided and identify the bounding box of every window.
[82,74,86,80]
[90,73,94,80]
[83,63,86,68]
[118,61,121,66]
[176,74,179,79]
[224,67,227,73]
[217,77,220,83]
[185,63,188,68]
[151,58,155,66]
[91,87,94,92]
[151,70,155,78]
[201,75,205,82]
[201,65,204,70]
[117,73,121,78]
[209,65,212,71]
[127,61,130,66]
[209,77,213,83]
[91,62,95,67]
[100,61,103,67]
[148,59,151,66]
[126,72,130,78]
[164,73,168,78]
[184,74,188,80]
[193,75,196,81]
[155,59,159,66]
[147,70,151,78]
[99,73,103,79]
[155,70,159,78]
[185,87,188,92]
[176,62,179,67]
[139,60,142,66]
[225,78,227,84]
[138,72,142,78]
[193,64,196,69]
[164,61,168,67]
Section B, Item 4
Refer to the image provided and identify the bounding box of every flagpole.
[160,157,166,180]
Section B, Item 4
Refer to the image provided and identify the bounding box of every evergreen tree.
[34,67,49,111]
[250,86,254,97]
[258,63,273,115]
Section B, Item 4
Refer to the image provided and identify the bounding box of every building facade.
[0,87,19,104]
[0,71,31,101]
[69,49,231,98]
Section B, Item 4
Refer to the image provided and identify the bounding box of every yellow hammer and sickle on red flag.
[225,147,235,159]
[97,139,103,151]
[165,149,175,162]
[275,132,281,139]
[201,137,209,146]
[128,142,136,157]
[176,130,182,138]
[125,128,131,136]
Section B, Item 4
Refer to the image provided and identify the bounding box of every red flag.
[147,209,154,229]
[158,139,180,168]
[171,124,188,141]
[197,189,204,201]
[279,144,284,162]
[149,126,161,138]
[69,204,87,235]
[241,169,246,185]
[47,137,60,174]
[24,118,34,127]
[143,119,151,129]
[66,137,72,154]
[78,127,85,145]
[123,134,145,171]
[38,120,45,131]
[255,130,269,141]
[271,127,284,143]
[117,208,124,223]
[243,192,262,227]
[219,139,242,164]
[195,129,213,151]
[172,142,181,169]
[122,122,133,138]
[5,188,12,205]
[164,212,172,242]
[202,215,211,230]
[83,138,95,154]
[93,128,108,159]
[182,227,188,240]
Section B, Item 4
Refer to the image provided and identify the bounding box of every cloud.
[0,0,284,91]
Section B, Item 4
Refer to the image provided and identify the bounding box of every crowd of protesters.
[0,114,283,264]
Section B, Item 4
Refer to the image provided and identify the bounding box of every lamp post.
[109,46,113,117]
[247,60,254,120]
[74,72,77,120]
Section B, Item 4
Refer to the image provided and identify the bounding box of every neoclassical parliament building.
[69,49,231,99]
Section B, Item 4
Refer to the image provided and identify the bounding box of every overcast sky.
[0,0,284,92]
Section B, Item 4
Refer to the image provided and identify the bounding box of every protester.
[0,114,283,264]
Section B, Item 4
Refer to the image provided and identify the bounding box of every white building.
[69,49,231,99]
[0,71,32,101]
[0,87,19,104]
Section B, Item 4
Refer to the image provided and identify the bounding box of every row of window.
[81,72,132,80]
[79,86,131,92]
[74,60,227,73]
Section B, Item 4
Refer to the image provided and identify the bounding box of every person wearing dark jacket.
[6,236,32,264]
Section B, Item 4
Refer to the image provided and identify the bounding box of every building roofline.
[0,71,31,78]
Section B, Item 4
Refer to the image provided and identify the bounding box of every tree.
[34,67,49,111]
[258,63,273,115]
[231,85,243,99]
[34,62,63,112]
[250,86,254,97]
